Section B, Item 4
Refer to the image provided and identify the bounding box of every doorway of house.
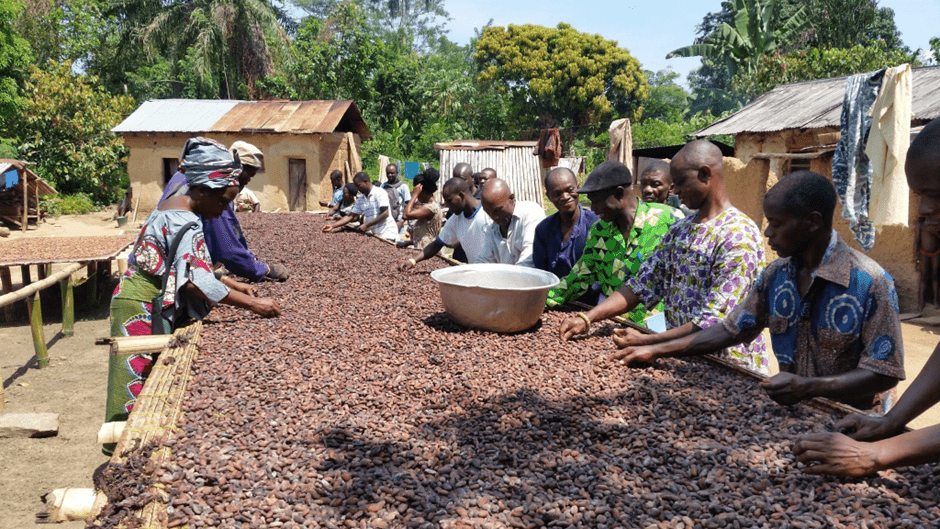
[288,158,307,211]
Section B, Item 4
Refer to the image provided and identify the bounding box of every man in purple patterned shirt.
[560,141,770,375]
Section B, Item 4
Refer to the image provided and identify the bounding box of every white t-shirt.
[437,205,493,263]
[479,200,546,267]
[351,186,399,240]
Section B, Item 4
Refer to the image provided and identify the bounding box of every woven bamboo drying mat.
[109,322,202,529]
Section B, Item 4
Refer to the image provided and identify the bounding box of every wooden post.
[26,291,48,368]
[60,273,74,337]
[0,363,4,411]
[0,267,13,322]
[86,261,98,305]
[22,170,27,232]
[38,264,49,281]
[21,264,31,286]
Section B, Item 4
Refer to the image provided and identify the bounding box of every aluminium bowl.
[429,263,560,333]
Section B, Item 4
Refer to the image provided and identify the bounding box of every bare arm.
[559,286,642,341]
[400,238,445,270]
[794,425,940,477]
[360,206,389,231]
[761,368,898,406]
[610,320,737,364]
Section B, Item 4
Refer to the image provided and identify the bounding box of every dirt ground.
[2,212,940,527]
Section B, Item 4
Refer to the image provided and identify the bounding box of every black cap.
[577,161,633,193]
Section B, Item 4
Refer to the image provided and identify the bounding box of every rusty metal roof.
[695,65,940,137]
[0,159,57,195]
[112,99,371,140]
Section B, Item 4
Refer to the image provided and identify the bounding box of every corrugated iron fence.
[438,147,544,208]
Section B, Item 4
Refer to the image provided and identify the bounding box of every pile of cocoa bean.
[112,213,940,528]
[0,234,134,263]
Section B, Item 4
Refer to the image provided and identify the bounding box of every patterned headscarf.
[179,137,242,189]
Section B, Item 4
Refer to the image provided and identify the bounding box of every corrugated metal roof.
[695,65,940,137]
[435,140,538,151]
[111,99,241,133]
[112,99,372,139]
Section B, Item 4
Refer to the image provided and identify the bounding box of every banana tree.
[667,0,809,78]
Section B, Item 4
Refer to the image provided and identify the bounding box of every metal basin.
[430,264,560,333]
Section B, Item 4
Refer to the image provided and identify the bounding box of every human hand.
[413,183,423,196]
[612,327,648,349]
[792,432,883,477]
[835,413,904,442]
[560,316,588,341]
[322,225,334,233]
[357,224,369,232]
[250,297,281,318]
[265,263,290,282]
[607,345,657,366]
[398,258,417,272]
[760,372,811,406]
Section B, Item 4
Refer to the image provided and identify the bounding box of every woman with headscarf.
[399,168,444,249]
[106,137,280,449]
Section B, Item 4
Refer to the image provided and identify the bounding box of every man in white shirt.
[399,177,492,270]
[322,172,399,240]
[478,178,546,267]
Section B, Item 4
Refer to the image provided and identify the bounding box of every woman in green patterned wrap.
[545,161,681,324]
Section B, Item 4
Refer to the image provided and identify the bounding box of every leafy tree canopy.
[14,0,105,67]
[291,0,450,53]
[0,0,32,124]
[734,42,918,99]
[474,23,648,135]
[11,61,135,204]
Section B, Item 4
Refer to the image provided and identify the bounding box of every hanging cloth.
[535,128,562,167]
[832,69,886,250]
[607,118,632,165]
[867,64,912,229]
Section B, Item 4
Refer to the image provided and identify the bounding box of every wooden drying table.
[0,235,136,368]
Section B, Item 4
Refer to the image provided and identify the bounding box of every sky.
[441,0,940,86]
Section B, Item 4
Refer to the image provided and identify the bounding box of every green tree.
[780,0,904,50]
[668,0,809,78]
[734,43,918,99]
[0,0,32,127]
[641,69,690,123]
[11,61,134,203]
[931,37,940,64]
[291,0,449,53]
[14,0,106,66]
[474,23,648,135]
[90,0,290,100]
[273,4,383,103]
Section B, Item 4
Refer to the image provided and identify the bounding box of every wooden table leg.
[60,273,75,337]
[26,291,48,368]
[0,267,13,322]
[86,261,98,305]
[20,264,31,286]
[38,264,49,281]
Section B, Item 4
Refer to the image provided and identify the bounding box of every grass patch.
[41,193,97,217]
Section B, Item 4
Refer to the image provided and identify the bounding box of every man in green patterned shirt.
[545,161,681,324]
